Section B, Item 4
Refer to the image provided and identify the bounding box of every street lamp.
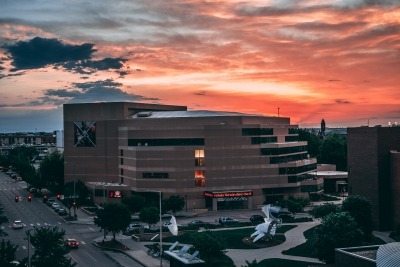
[147,190,163,267]
[26,226,47,267]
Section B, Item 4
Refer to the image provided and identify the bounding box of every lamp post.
[147,190,163,267]
[65,162,77,219]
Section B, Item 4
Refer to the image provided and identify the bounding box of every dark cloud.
[58,57,128,74]
[335,99,351,104]
[37,79,159,104]
[4,37,96,70]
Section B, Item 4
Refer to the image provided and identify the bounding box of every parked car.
[58,208,68,216]
[127,223,143,232]
[65,238,79,248]
[188,220,205,228]
[218,217,239,225]
[249,214,265,224]
[12,220,23,229]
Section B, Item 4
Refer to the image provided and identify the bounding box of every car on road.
[218,217,239,225]
[12,220,23,229]
[58,208,68,216]
[65,238,79,248]
[249,214,265,224]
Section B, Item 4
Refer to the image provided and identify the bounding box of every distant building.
[63,102,318,210]
[309,164,348,194]
[0,132,58,160]
[347,126,400,230]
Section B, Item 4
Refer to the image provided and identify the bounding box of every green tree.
[310,203,339,219]
[342,195,373,236]
[286,197,309,214]
[295,128,321,158]
[318,133,347,171]
[122,195,146,214]
[163,195,185,215]
[94,203,131,241]
[0,240,19,267]
[314,212,363,264]
[39,152,64,192]
[190,230,232,266]
[0,204,9,237]
[29,226,75,267]
[139,206,160,228]
[7,146,38,187]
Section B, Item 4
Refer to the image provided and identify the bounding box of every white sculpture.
[250,205,281,242]
[167,215,178,236]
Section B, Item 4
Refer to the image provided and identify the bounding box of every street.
[0,171,136,267]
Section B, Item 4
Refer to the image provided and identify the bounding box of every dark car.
[218,217,239,225]
[188,220,205,229]
[249,214,265,224]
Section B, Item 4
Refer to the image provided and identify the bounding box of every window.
[242,128,273,136]
[142,172,169,179]
[285,136,298,142]
[195,158,205,166]
[195,179,205,187]
[195,149,205,158]
[128,138,204,147]
[195,170,205,179]
[251,137,277,144]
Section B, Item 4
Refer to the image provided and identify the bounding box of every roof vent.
[137,112,153,117]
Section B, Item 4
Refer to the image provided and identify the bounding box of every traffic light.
[15,196,19,202]
[56,194,61,200]
[28,195,32,202]
[43,195,48,202]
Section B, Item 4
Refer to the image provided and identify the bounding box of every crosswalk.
[9,221,62,228]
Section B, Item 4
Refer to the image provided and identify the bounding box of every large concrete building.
[347,126,400,230]
[64,102,318,210]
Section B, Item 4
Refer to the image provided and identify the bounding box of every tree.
[342,195,373,236]
[314,212,363,264]
[139,206,160,228]
[39,152,64,192]
[310,203,339,219]
[30,226,76,267]
[295,128,321,158]
[318,133,347,171]
[94,203,131,241]
[190,230,232,266]
[163,195,185,215]
[0,240,19,267]
[0,204,9,237]
[122,195,145,214]
[286,197,309,214]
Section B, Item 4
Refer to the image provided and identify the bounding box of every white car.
[12,220,23,229]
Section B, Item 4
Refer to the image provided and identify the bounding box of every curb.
[92,241,146,267]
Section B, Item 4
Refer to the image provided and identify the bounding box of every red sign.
[108,190,122,198]
[204,191,253,198]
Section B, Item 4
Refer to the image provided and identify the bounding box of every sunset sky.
[0,0,399,132]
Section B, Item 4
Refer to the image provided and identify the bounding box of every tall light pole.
[147,190,163,267]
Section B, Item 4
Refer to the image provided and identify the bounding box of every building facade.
[64,102,318,210]
[347,126,400,230]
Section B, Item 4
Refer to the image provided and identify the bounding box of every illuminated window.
[194,149,205,158]
[195,170,205,178]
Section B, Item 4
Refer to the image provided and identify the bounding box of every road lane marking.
[30,224,34,227]
[68,253,78,264]
[58,222,61,224]
[88,227,95,231]
[22,246,26,250]
[83,250,97,262]
[80,241,86,245]
[36,223,40,226]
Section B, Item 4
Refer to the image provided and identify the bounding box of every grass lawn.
[163,225,297,249]
[282,226,387,258]
[256,258,322,267]
[282,226,317,258]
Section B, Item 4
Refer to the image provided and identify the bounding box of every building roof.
[130,110,256,119]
